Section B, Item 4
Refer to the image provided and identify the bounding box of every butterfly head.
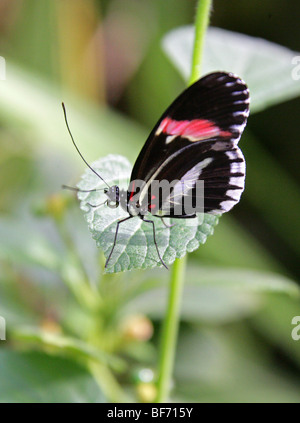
[104,185,120,209]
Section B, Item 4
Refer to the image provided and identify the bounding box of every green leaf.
[123,266,299,324]
[78,155,219,273]
[0,218,62,271]
[11,327,126,373]
[162,26,300,113]
[243,132,300,259]
[0,62,145,163]
[173,325,300,403]
[0,350,106,403]
[194,215,282,272]
[253,295,300,367]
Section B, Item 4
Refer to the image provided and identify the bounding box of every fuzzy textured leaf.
[78,155,218,273]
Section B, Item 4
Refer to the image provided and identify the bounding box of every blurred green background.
[0,0,300,403]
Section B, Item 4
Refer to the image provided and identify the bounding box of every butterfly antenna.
[62,103,110,189]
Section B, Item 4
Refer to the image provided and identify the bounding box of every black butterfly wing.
[137,140,245,217]
[129,72,249,216]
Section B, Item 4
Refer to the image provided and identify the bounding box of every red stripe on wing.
[129,181,135,201]
[158,117,231,140]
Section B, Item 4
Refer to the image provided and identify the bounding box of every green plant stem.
[155,255,187,402]
[88,360,131,403]
[155,0,212,403]
[189,0,212,85]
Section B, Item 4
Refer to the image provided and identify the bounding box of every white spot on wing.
[220,199,236,212]
[230,162,244,173]
[217,75,227,82]
[226,150,246,189]
[165,135,177,144]
[233,111,248,117]
[230,123,246,131]
[231,89,249,96]
[161,158,213,213]
[225,81,236,87]
[184,158,213,180]
[233,99,249,105]
[226,189,243,201]
[226,151,237,160]
[211,141,231,151]
[229,176,245,188]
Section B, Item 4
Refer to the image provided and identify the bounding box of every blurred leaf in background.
[0,0,299,403]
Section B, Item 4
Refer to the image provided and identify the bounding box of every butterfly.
[63,72,250,269]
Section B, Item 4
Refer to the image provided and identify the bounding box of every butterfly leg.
[176,214,197,219]
[62,185,107,208]
[143,218,168,270]
[62,185,105,193]
[87,200,107,208]
[160,217,176,228]
[105,215,133,268]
